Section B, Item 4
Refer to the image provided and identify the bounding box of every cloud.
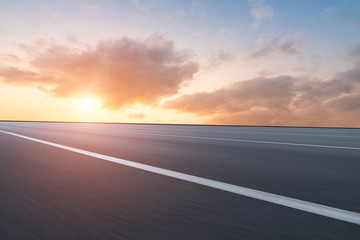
[166,76,296,115]
[249,0,274,28]
[165,61,360,127]
[128,112,145,118]
[1,54,22,63]
[347,43,360,58]
[322,6,360,27]
[212,28,235,46]
[203,50,235,70]
[247,33,302,59]
[131,0,149,15]
[0,34,199,109]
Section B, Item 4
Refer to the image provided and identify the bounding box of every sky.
[0,0,359,127]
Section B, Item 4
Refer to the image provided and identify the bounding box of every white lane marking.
[90,127,360,139]
[3,124,360,149]
[87,130,360,150]
[66,125,360,139]
[1,129,360,225]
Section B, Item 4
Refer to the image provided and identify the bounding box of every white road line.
[92,130,360,150]
[1,129,360,225]
[3,124,360,149]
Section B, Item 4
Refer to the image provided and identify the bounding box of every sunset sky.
[0,0,359,127]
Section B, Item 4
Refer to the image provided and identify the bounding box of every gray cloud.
[0,34,199,109]
[348,43,360,58]
[248,34,302,59]
[165,62,360,127]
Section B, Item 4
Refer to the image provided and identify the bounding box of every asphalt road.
[0,121,359,239]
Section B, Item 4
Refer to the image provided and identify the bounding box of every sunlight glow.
[80,97,101,110]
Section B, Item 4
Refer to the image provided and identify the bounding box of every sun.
[80,97,100,110]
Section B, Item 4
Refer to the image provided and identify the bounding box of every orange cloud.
[128,112,145,119]
[0,34,199,109]
[166,61,360,127]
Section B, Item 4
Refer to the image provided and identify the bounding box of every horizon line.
[0,120,359,130]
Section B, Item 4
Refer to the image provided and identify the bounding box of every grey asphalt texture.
[0,122,359,239]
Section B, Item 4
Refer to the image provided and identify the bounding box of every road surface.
[0,121,359,239]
